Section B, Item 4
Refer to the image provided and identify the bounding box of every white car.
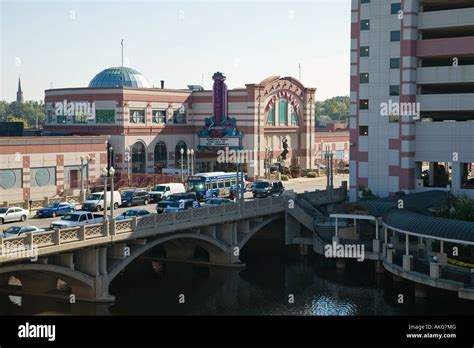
[148,183,185,202]
[51,211,103,229]
[0,207,29,224]
[1,225,45,238]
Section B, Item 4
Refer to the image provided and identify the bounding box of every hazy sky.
[0,0,351,102]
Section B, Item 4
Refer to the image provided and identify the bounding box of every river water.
[0,223,473,316]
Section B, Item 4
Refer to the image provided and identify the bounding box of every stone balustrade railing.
[0,195,83,212]
[0,196,287,263]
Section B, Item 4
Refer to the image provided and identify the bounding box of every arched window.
[290,106,299,126]
[278,98,288,125]
[266,105,275,125]
[175,141,187,168]
[154,141,167,172]
[131,141,146,173]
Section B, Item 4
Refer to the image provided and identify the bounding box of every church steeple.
[16,77,23,103]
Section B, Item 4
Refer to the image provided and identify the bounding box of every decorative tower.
[211,72,228,123]
[16,78,24,103]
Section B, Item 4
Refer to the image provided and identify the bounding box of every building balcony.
[418,7,474,30]
[417,93,474,112]
[417,36,474,58]
[417,65,474,84]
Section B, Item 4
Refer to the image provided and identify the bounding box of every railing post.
[387,248,395,264]
[53,229,61,245]
[430,261,440,279]
[172,212,177,225]
[131,217,138,231]
[110,218,116,236]
[78,225,86,240]
[153,213,158,228]
[0,237,3,256]
[25,231,33,247]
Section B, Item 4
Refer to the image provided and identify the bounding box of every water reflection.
[0,243,473,316]
[307,295,357,316]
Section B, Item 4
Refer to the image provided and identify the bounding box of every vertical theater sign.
[198,72,244,150]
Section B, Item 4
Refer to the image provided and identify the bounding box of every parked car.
[0,207,29,224]
[148,183,186,202]
[50,211,103,229]
[252,180,285,198]
[121,190,150,207]
[270,162,290,175]
[162,199,201,213]
[156,193,198,214]
[1,225,45,238]
[116,209,152,221]
[313,163,327,171]
[343,164,350,174]
[36,202,76,218]
[203,198,233,206]
[82,191,122,212]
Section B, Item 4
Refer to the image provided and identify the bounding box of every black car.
[156,192,198,213]
[121,190,150,207]
[252,180,284,198]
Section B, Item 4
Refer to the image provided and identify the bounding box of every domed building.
[43,66,325,187]
[88,67,153,88]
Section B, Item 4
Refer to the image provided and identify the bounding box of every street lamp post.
[109,166,116,218]
[125,146,131,187]
[101,168,108,216]
[324,145,334,194]
[85,155,90,194]
[80,154,91,195]
[186,149,191,177]
[180,147,184,183]
[80,156,85,195]
[190,149,194,176]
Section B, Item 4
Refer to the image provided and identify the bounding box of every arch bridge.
[0,196,287,302]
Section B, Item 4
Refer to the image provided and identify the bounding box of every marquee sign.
[198,136,241,148]
[198,72,244,151]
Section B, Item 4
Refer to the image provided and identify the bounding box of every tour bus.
[187,172,247,201]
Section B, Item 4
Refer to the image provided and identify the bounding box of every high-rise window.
[391,3,401,14]
[391,31,401,42]
[360,99,369,110]
[361,0,370,3]
[390,58,400,69]
[390,85,400,96]
[360,46,370,57]
[360,73,369,83]
[361,20,370,31]
[359,126,369,136]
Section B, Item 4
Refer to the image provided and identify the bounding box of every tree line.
[0,100,46,128]
[315,96,349,122]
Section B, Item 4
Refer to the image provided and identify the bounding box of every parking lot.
[1,175,348,230]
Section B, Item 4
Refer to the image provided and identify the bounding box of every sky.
[0,0,351,102]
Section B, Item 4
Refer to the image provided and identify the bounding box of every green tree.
[0,100,8,120]
[315,96,350,123]
[0,100,45,127]
[6,115,28,128]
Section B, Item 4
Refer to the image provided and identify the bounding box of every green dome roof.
[88,67,152,88]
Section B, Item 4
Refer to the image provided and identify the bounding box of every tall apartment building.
[350,0,474,201]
